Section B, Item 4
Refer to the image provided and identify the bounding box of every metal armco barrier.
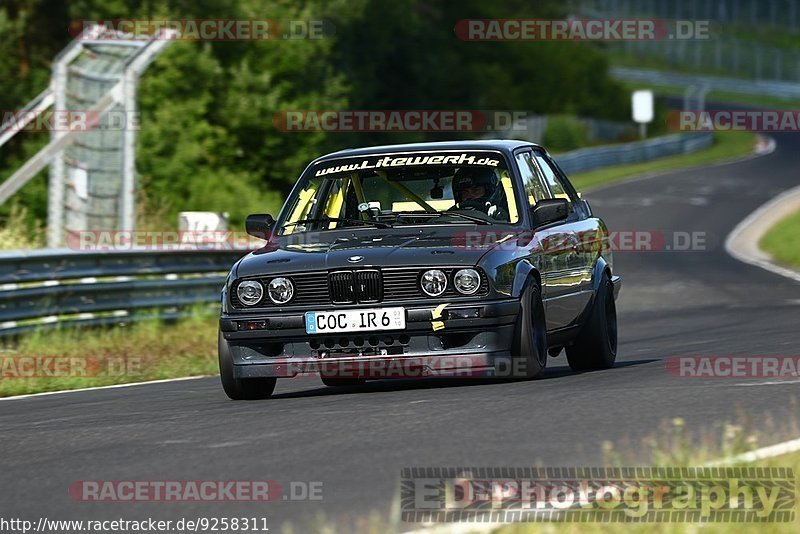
[554,131,714,175]
[611,67,800,100]
[0,248,249,337]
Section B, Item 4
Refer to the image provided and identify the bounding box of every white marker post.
[632,90,654,140]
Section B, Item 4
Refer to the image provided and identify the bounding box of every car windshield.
[278,151,520,234]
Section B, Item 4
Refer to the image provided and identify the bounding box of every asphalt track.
[1,132,799,532]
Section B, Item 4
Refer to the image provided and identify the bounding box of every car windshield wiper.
[392,211,492,225]
[282,217,391,229]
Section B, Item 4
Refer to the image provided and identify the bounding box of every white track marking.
[734,378,800,386]
[709,437,800,466]
[0,375,211,401]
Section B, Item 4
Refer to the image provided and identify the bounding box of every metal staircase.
[0,25,175,247]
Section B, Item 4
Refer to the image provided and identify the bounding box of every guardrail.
[0,248,248,337]
[611,67,800,101]
[554,131,714,175]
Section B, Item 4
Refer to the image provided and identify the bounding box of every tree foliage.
[0,0,627,228]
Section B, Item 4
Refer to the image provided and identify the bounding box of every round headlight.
[420,269,447,297]
[267,277,294,304]
[454,268,481,295]
[237,280,264,306]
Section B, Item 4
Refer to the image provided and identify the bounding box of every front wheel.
[503,279,548,379]
[218,331,277,400]
[566,274,618,371]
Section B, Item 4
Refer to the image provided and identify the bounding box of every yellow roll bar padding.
[324,176,349,228]
[283,185,317,235]
[500,171,518,223]
[384,179,436,213]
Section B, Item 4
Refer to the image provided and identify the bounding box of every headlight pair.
[236,277,293,306]
[420,268,481,297]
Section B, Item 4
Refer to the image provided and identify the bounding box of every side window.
[515,152,550,207]
[533,151,573,204]
[534,151,578,211]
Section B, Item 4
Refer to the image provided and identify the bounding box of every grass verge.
[759,209,800,269]
[0,203,45,250]
[570,132,757,192]
[0,311,218,398]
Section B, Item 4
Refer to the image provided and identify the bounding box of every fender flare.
[590,256,612,293]
[569,257,611,328]
[511,260,541,298]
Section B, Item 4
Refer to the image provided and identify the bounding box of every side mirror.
[245,214,275,240]
[579,198,592,216]
[531,198,569,227]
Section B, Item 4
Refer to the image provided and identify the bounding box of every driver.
[450,167,507,220]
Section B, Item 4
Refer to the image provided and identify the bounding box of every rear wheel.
[504,279,547,379]
[566,274,617,371]
[218,331,277,400]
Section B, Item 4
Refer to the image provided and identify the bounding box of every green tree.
[0,0,629,234]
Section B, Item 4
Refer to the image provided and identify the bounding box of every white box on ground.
[178,211,229,231]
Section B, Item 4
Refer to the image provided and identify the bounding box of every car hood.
[234,226,514,278]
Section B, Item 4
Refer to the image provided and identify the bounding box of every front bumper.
[220,299,520,379]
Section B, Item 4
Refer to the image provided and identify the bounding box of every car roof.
[314,139,543,163]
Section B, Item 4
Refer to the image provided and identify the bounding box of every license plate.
[305,307,406,335]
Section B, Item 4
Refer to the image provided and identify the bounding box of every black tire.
[218,331,277,400]
[502,279,547,379]
[566,274,617,371]
[321,377,366,387]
